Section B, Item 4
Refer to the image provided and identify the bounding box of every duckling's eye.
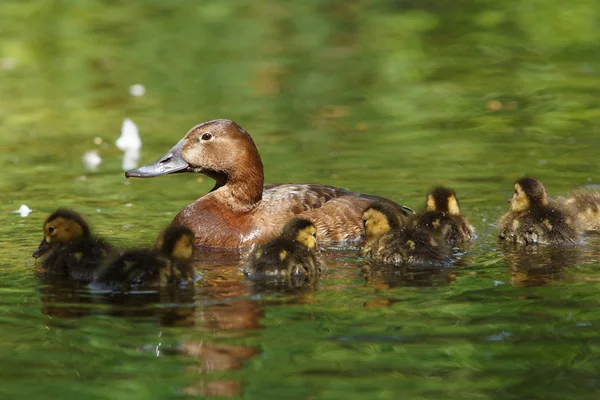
[312,232,317,238]
[201,132,213,141]
[48,226,55,234]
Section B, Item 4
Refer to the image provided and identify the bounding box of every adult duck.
[126,119,411,248]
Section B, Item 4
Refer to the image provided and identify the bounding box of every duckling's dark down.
[360,203,451,266]
[93,225,195,289]
[498,177,583,245]
[33,209,114,283]
[243,218,323,281]
[411,187,474,245]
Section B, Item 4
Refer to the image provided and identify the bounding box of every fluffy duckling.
[32,209,114,283]
[360,203,451,266]
[243,218,323,281]
[557,189,600,232]
[411,187,475,245]
[498,177,583,245]
[93,225,195,289]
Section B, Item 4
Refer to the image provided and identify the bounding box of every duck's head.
[281,218,318,251]
[125,119,264,186]
[510,177,548,212]
[156,225,195,262]
[425,187,461,215]
[362,203,401,239]
[33,209,90,258]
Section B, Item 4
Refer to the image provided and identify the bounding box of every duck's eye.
[312,231,317,238]
[201,132,213,141]
[48,226,55,234]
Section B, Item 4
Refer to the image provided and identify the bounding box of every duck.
[32,209,114,283]
[498,177,583,245]
[411,187,475,246]
[92,225,195,289]
[557,189,600,232]
[242,218,323,282]
[125,119,413,249]
[360,203,451,266]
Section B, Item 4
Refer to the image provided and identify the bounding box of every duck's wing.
[264,184,412,216]
[260,184,411,244]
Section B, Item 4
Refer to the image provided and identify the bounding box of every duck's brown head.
[362,203,401,239]
[125,119,264,188]
[33,209,91,259]
[281,218,318,251]
[510,177,548,212]
[156,225,195,262]
[425,187,461,215]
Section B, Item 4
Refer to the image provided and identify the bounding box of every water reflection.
[363,263,459,288]
[37,262,262,398]
[499,243,582,287]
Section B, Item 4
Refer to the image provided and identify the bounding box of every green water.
[2,1,600,398]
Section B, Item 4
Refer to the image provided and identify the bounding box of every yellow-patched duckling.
[498,177,583,245]
[92,225,195,289]
[411,187,475,245]
[360,203,451,266]
[32,209,114,283]
[557,189,600,232]
[243,218,323,281]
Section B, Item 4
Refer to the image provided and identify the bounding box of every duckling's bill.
[32,238,50,259]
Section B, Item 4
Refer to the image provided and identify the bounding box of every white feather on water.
[14,204,32,217]
[116,118,142,171]
[82,150,102,172]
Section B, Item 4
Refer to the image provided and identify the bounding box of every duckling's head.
[425,187,460,215]
[156,225,195,261]
[33,209,90,258]
[362,203,401,239]
[510,177,548,212]
[281,218,318,251]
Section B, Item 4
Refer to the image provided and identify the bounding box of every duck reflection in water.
[500,243,582,287]
[363,263,458,289]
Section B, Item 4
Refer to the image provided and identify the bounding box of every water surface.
[2,1,600,399]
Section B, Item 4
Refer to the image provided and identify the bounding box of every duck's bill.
[125,139,190,178]
[32,239,50,259]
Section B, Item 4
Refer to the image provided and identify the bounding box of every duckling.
[243,218,323,282]
[360,203,451,266]
[32,209,114,283]
[498,177,583,245]
[557,189,600,232]
[411,187,475,245]
[93,225,195,289]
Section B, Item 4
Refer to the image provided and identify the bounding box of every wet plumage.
[32,209,114,283]
[498,177,582,245]
[93,225,195,289]
[243,218,323,282]
[557,189,600,232]
[411,187,474,246]
[360,203,451,266]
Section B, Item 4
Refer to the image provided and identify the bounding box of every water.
[2,1,600,398]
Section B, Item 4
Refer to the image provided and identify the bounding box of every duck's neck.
[208,162,264,213]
